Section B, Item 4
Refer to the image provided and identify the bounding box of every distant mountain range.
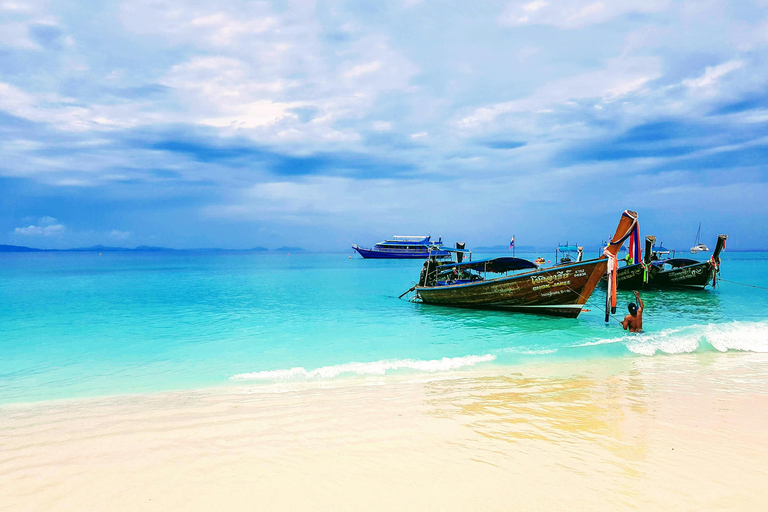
[0,244,286,253]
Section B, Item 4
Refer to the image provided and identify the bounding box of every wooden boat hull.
[415,259,607,318]
[651,261,715,289]
[614,263,651,290]
[612,234,726,290]
[612,261,715,289]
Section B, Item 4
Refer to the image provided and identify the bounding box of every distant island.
[0,244,289,253]
[0,244,44,252]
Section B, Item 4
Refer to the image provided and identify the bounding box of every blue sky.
[2,0,768,250]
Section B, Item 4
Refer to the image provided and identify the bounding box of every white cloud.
[0,2,33,12]
[109,229,131,240]
[120,1,277,47]
[517,45,540,63]
[0,82,147,131]
[499,0,670,28]
[199,168,591,243]
[120,1,419,144]
[0,22,40,49]
[160,56,304,129]
[188,12,277,46]
[37,216,58,226]
[343,61,382,79]
[455,57,661,130]
[682,60,745,89]
[372,121,392,131]
[14,216,65,236]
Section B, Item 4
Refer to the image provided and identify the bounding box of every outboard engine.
[418,260,428,286]
[418,257,438,287]
[645,236,657,261]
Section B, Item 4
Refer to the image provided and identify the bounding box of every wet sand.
[2,352,768,511]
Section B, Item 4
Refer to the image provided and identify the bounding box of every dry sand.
[2,352,768,511]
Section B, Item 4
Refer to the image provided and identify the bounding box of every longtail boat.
[649,234,727,289]
[555,243,583,264]
[410,211,638,319]
[614,234,727,290]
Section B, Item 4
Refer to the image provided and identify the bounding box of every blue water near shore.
[2,250,768,404]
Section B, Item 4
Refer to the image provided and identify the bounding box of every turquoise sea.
[2,250,767,405]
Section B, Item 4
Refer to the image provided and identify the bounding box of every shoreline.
[3,352,768,511]
[0,348,762,409]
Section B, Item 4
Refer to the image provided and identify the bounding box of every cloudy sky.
[2,0,768,250]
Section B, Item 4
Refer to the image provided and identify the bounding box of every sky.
[2,0,768,251]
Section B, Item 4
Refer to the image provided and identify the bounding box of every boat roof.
[437,257,538,273]
[663,258,700,268]
[557,245,579,252]
[392,235,429,241]
[377,235,430,245]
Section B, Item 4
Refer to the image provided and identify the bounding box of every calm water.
[1,250,767,404]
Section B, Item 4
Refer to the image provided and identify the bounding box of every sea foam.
[231,354,496,381]
[623,321,768,356]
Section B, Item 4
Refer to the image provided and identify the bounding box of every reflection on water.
[421,351,768,499]
[423,366,651,477]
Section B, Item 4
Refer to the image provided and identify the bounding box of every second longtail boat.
[614,234,728,290]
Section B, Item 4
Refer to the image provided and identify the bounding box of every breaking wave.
[621,321,768,356]
[231,354,497,381]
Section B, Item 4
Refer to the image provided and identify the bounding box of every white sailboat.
[690,222,709,253]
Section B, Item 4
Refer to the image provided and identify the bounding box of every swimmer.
[621,290,644,333]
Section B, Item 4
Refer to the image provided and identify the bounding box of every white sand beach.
[3,352,768,511]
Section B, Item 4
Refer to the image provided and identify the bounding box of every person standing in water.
[621,290,644,332]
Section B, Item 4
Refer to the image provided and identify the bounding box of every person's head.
[628,303,638,316]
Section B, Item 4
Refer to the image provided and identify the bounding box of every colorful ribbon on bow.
[627,222,640,265]
[604,247,618,314]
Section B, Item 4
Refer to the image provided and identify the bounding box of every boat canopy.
[391,235,429,242]
[557,245,579,252]
[437,257,538,273]
[661,258,699,268]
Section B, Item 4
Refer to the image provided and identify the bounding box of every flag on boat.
[509,236,515,249]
